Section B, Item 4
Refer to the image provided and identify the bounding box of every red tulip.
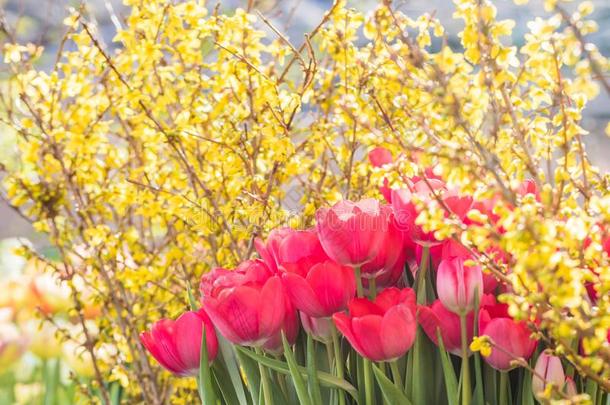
[200,260,286,347]
[333,288,417,361]
[437,257,483,314]
[255,228,329,276]
[368,147,393,168]
[361,212,405,278]
[316,199,390,267]
[300,312,333,343]
[532,351,565,398]
[478,302,537,371]
[282,260,356,318]
[140,309,218,376]
[418,295,495,356]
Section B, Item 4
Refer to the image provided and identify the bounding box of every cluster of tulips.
[140,150,590,404]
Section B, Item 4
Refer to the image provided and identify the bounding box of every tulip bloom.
[368,147,393,168]
[316,199,390,267]
[255,228,328,276]
[437,257,483,315]
[392,179,472,246]
[439,240,499,293]
[478,302,537,371]
[418,300,474,356]
[333,288,417,361]
[532,352,565,398]
[201,260,286,346]
[140,309,218,377]
[419,295,495,356]
[282,260,356,318]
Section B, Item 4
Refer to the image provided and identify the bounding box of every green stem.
[355,266,364,297]
[331,325,346,405]
[499,371,508,405]
[363,358,374,405]
[256,349,273,405]
[416,246,430,305]
[390,361,403,391]
[369,277,377,300]
[460,313,471,405]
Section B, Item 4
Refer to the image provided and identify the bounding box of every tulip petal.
[351,315,385,361]
[282,273,325,317]
[172,312,203,373]
[258,277,286,339]
[380,305,416,360]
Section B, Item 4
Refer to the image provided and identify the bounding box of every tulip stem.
[460,313,472,405]
[363,358,374,405]
[256,348,274,405]
[390,360,403,391]
[369,277,377,300]
[499,371,508,405]
[331,325,346,405]
[355,266,364,297]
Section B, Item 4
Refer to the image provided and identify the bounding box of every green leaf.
[235,346,359,401]
[282,332,313,405]
[212,362,240,405]
[199,328,218,405]
[217,334,250,405]
[437,332,459,405]
[306,334,323,405]
[372,364,412,405]
[187,283,199,311]
[235,347,261,404]
[519,369,535,405]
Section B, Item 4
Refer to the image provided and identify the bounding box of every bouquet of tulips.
[140,151,604,405]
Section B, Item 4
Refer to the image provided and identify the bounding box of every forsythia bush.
[1,0,609,403]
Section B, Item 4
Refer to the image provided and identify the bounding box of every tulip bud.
[532,352,565,399]
[140,309,218,377]
[437,257,483,315]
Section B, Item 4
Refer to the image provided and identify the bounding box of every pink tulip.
[199,260,271,297]
[282,260,356,318]
[333,288,417,361]
[532,352,565,397]
[439,240,499,293]
[200,260,286,346]
[300,312,333,343]
[392,179,472,246]
[140,309,218,376]
[316,199,390,267]
[361,212,405,278]
[418,295,495,356]
[437,257,483,315]
[418,300,474,356]
[479,302,537,371]
[368,147,393,168]
[255,228,329,276]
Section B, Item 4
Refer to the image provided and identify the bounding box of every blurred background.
[0,0,609,403]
